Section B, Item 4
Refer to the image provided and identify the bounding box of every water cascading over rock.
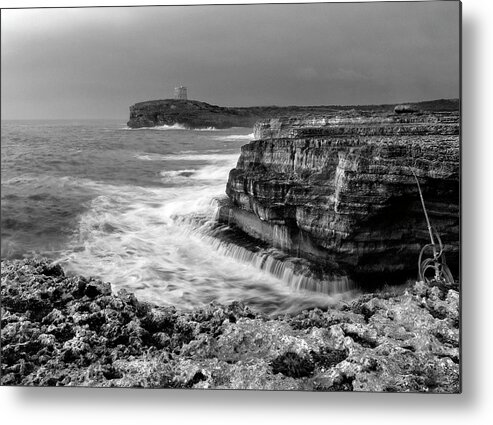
[173,200,354,295]
[218,108,460,287]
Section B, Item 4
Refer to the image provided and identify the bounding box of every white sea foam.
[54,129,352,315]
[5,120,356,316]
[61,182,268,304]
[194,127,221,131]
[60,163,352,315]
[157,153,239,162]
[123,125,225,131]
[160,169,197,180]
[180,149,224,154]
[136,152,239,163]
[156,124,189,130]
[135,153,168,161]
[215,133,254,141]
[159,163,234,184]
[190,163,235,181]
[123,123,190,131]
[159,170,196,185]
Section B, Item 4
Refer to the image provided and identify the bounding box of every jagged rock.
[219,109,459,284]
[1,258,459,392]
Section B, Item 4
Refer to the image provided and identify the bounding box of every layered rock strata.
[1,259,459,392]
[127,98,459,129]
[219,110,460,284]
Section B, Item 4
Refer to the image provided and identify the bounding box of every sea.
[1,119,355,316]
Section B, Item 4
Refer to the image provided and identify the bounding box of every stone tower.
[174,86,188,100]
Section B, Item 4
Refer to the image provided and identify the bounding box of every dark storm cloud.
[1,2,460,119]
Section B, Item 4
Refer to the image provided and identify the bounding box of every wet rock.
[84,280,111,298]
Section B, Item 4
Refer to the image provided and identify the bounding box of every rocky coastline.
[126,98,459,129]
[128,97,460,286]
[219,107,460,286]
[2,99,460,391]
[1,258,459,391]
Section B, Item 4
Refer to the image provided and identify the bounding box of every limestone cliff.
[219,109,460,285]
[127,98,459,129]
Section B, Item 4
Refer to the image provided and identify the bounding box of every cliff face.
[219,110,460,284]
[127,98,459,129]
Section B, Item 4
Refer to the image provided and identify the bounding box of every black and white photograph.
[1,0,461,394]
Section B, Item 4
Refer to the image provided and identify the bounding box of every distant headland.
[127,97,459,129]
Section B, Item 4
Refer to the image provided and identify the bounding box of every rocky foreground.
[1,258,459,392]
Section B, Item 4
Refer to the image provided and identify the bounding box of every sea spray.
[215,133,255,141]
[62,182,356,315]
[3,120,355,316]
[174,202,355,296]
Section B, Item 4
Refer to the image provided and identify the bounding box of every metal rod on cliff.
[411,169,440,280]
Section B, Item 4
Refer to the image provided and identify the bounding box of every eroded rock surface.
[1,259,459,392]
[220,109,460,283]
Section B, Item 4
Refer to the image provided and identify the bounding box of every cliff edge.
[219,107,460,285]
[126,98,459,129]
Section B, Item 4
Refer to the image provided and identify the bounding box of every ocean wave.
[215,133,254,141]
[190,163,235,181]
[60,182,347,314]
[158,153,239,162]
[59,187,294,311]
[123,125,227,131]
[137,152,239,162]
[160,163,234,184]
[194,127,221,131]
[159,169,197,182]
[123,123,189,131]
[179,149,224,154]
[156,124,189,130]
[135,153,168,161]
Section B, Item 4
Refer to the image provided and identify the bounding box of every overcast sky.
[1,1,460,120]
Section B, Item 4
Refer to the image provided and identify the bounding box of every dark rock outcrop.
[219,109,460,284]
[1,258,459,392]
[128,99,260,129]
[127,98,459,129]
[127,99,362,129]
